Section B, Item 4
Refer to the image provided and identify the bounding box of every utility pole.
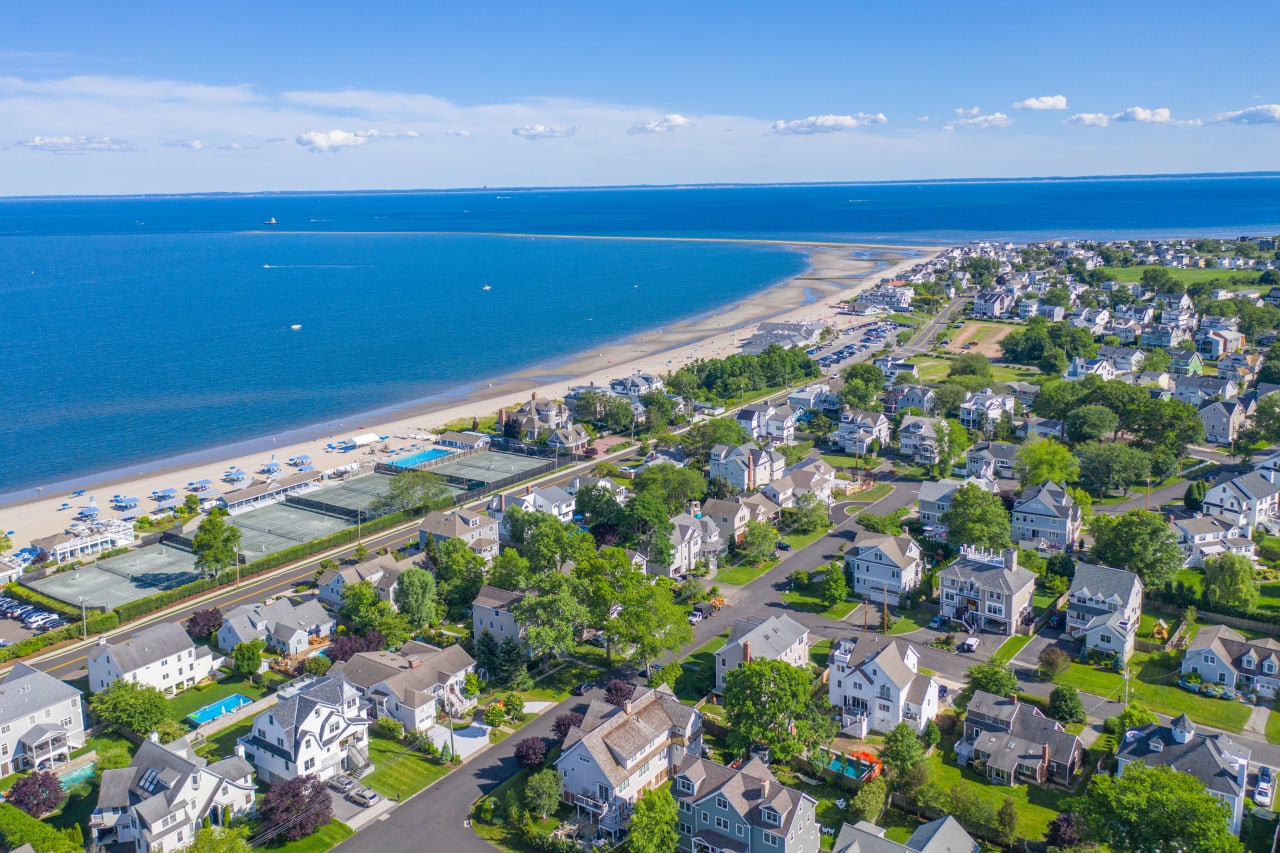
[1145,476,1151,512]
[79,596,87,640]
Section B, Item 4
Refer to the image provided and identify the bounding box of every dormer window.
[677,777,694,794]
[1266,661,1277,675]
[760,806,780,826]
[1243,656,1255,670]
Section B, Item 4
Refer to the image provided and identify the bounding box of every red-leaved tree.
[7,770,66,817]
[185,608,223,641]
[326,631,386,663]
[514,737,547,768]
[259,775,332,841]
[604,679,635,708]
[552,712,584,740]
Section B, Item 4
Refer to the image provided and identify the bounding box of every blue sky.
[2,0,1278,195]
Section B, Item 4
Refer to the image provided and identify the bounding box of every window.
[763,832,780,847]
[678,777,694,794]
[715,797,728,810]
[0,724,9,735]
[1100,634,1112,645]
[1244,657,1256,670]
[678,800,692,814]
[304,758,315,771]
[715,816,730,831]
[736,824,745,837]
[679,822,693,836]
[61,717,73,728]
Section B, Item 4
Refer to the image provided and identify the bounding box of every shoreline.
[0,238,938,549]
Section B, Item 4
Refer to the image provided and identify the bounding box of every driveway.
[429,724,491,762]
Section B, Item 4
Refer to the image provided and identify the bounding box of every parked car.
[347,787,380,808]
[928,616,946,630]
[1261,767,1274,787]
[776,540,792,552]
[572,681,594,697]
[938,684,949,700]
[1256,780,1273,808]
[687,611,703,625]
[960,636,981,653]
[1048,614,1063,630]
[327,775,356,794]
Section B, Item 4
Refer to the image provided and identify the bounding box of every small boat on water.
[264,217,278,225]
[481,284,492,291]
[290,324,302,330]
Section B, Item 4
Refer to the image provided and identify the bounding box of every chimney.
[1042,743,1050,766]
[148,730,160,744]
[743,640,752,664]
[1009,693,1018,706]
[235,743,246,760]
[761,777,771,798]
[408,657,421,669]
[1003,548,1018,572]
[531,391,538,400]
[526,485,533,496]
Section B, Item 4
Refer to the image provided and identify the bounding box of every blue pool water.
[59,763,96,789]
[187,693,253,725]
[389,448,453,468]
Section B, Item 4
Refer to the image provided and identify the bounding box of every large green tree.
[512,573,590,659]
[617,575,694,675]
[965,661,1018,698]
[1069,762,1243,853]
[880,722,925,779]
[1088,510,1182,587]
[1066,405,1119,444]
[232,639,265,678]
[1203,553,1258,610]
[939,484,1010,550]
[393,566,439,630]
[633,464,707,516]
[680,418,749,466]
[521,514,596,573]
[89,680,169,736]
[191,507,242,577]
[820,562,849,608]
[523,769,563,820]
[1013,436,1079,487]
[339,580,391,634]
[628,786,679,853]
[1047,685,1086,724]
[433,538,488,610]
[489,547,532,591]
[723,659,834,762]
[739,520,777,563]
[932,418,971,477]
[1076,442,1150,497]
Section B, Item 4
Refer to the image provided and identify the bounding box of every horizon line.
[3,169,1279,203]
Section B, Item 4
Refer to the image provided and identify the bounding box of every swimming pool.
[187,693,253,725]
[59,763,96,789]
[389,448,453,468]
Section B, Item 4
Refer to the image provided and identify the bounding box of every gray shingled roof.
[938,553,1036,597]
[723,614,808,661]
[87,622,195,675]
[1116,721,1250,798]
[1069,562,1142,608]
[673,751,812,839]
[473,584,524,611]
[0,662,82,728]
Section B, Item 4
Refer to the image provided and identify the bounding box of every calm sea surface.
[2,175,1278,496]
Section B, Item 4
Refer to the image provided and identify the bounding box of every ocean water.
[2,174,1279,498]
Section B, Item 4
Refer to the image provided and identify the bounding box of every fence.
[284,494,362,522]
[1143,593,1280,639]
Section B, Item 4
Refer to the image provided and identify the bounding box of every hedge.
[1152,584,1280,628]
[0,801,81,852]
[0,611,118,665]
[2,583,80,618]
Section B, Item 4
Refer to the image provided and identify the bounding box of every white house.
[898,416,945,466]
[1064,357,1117,382]
[0,662,85,776]
[715,615,809,693]
[766,405,799,443]
[846,531,924,606]
[1203,471,1280,536]
[958,391,1016,434]
[331,641,476,734]
[827,637,939,737]
[487,484,576,525]
[708,443,785,493]
[735,404,775,440]
[87,622,219,696]
[1066,563,1144,662]
[91,735,257,853]
[837,410,892,455]
[1173,516,1257,568]
[216,598,334,656]
[1011,481,1083,552]
[965,441,1018,481]
[238,675,370,784]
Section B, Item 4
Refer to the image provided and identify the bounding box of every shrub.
[185,608,223,641]
[258,776,332,842]
[0,802,79,853]
[303,654,332,676]
[484,704,507,728]
[503,692,526,722]
[1038,646,1071,678]
[553,712,585,740]
[5,771,66,817]
[604,679,635,708]
[514,737,547,768]
[375,716,405,740]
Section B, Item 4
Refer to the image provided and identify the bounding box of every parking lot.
[0,596,67,645]
[806,319,915,372]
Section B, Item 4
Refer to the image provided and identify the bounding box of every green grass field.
[520,660,601,702]
[263,820,354,853]
[781,586,859,620]
[810,637,833,669]
[1099,265,1263,286]
[361,733,451,798]
[991,634,1034,666]
[675,631,730,701]
[887,610,927,636]
[716,559,776,586]
[907,356,1038,384]
[846,482,893,507]
[1267,710,1280,746]
[781,527,829,552]
[167,674,271,723]
[923,750,1066,840]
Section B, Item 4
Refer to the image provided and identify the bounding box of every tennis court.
[305,473,399,513]
[431,450,550,487]
[231,502,350,561]
[28,544,202,610]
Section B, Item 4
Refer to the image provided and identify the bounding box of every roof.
[1187,624,1280,675]
[419,508,497,539]
[88,622,196,675]
[1013,481,1077,519]
[852,531,920,570]
[221,598,331,646]
[702,498,749,520]
[332,643,475,708]
[1069,562,1143,608]
[1212,471,1280,503]
[473,584,525,612]
[0,662,82,728]
[317,553,405,591]
[1117,721,1249,798]
[722,614,808,661]
[556,685,699,788]
[834,816,978,853]
[257,676,362,755]
[938,550,1036,597]
[673,752,813,838]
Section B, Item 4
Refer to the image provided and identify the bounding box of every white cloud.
[628,113,692,135]
[770,113,887,135]
[165,138,205,150]
[1113,106,1172,123]
[164,138,257,151]
[295,128,419,152]
[1066,113,1111,127]
[916,115,930,122]
[944,109,1012,130]
[1013,94,1068,111]
[18,135,135,153]
[1211,104,1280,125]
[512,124,576,139]
[444,129,472,137]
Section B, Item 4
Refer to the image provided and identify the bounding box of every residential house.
[735,404,775,441]
[609,372,664,401]
[762,457,836,508]
[1172,516,1257,568]
[836,410,892,455]
[1184,625,1280,698]
[419,507,500,562]
[1203,471,1280,535]
[666,512,724,578]
[965,441,1018,480]
[1174,375,1239,407]
[331,641,476,734]
[555,685,701,838]
[1066,563,1144,662]
[1064,357,1117,382]
[1145,324,1191,349]
[548,424,591,453]
[316,553,404,611]
[863,284,914,310]
[958,390,1016,434]
[766,405,799,444]
[715,615,810,693]
[1017,299,1041,320]
[937,547,1036,635]
[1218,352,1265,387]
[788,381,834,412]
[1010,481,1083,551]
[1069,307,1111,335]
[1005,381,1040,409]
[472,585,527,646]
[733,493,783,526]
[487,484,576,525]
[1196,328,1246,360]
[238,676,370,784]
[672,753,821,853]
[1155,292,1194,311]
[216,598,334,656]
[0,662,85,776]
[87,622,219,696]
[708,443,785,493]
[846,531,925,607]
[90,735,256,852]
[972,290,1014,319]
[872,356,916,385]
[701,498,751,547]
[1016,417,1066,440]
[501,395,571,441]
[1168,349,1205,375]
[1114,304,1155,324]
[1200,399,1250,445]
[435,431,491,450]
[1097,345,1146,373]
[918,477,998,535]
[1036,304,1066,322]
[1106,318,1143,344]
[882,385,937,416]
[957,690,1083,787]
[827,637,939,736]
[1116,714,1250,835]
[832,817,978,853]
[1136,371,1174,390]
[897,416,945,466]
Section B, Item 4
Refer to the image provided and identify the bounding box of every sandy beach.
[0,239,938,550]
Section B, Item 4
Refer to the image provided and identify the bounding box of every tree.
[191,507,242,576]
[523,769,563,820]
[633,464,707,517]
[1014,437,1079,487]
[939,484,1010,550]
[628,786,679,853]
[521,514,595,574]
[185,607,223,641]
[1069,762,1243,853]
[784,492,829,535]
[1044,811,1086,850]
[374,469,450,514]
[433,538,488,611]
[820,563,848,607]
[965,661,1018,698]
[923,719,941,749]
[641,390,676,429]
[932,383,969,419]
[950,353,992,379]
[504,692,526,722]
[1076,442,1150,497]
[393,567,439,631]
[1088,510,1183,587]
[1203,553,1258,610]
[614,573,694,675]
[514,737,547,768]
[5,771,65,818]
[1046,553,1075,579]
[90,680,169,736]
[1048,685,1086,724]
[738,520,777,563]
[1104,703,1159,735]
[996,796,1020,848]
[605,679,636,707]
[603,396,636,432]
[723,659,834,762]
[552,712,585,740]
[880,722,925,779]
[303,654,332,676]
[232,639,265,678]
[325,630,385,662]
[188,826,252,853]
[1038,646,1071,678]
[848,777,888,824]
[495,636,527,689]
[932,418,971,476]
[259,776,332,842]
[680,418,748,466]
[352,542,369,563]
[339,580,390,635]
[1066,405,1119,444]
[512,572,589,660]
[489,548,532,591]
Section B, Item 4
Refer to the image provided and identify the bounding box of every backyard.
[167,672,273,723]
[674,630,730,701]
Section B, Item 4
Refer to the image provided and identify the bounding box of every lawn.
[820,450,884,470]
[907,357,952,382]
[781,527,829,552]
[887,609,927,636]
[48,774,97,842]
[1258,581,1280,614]
[1137,611,1181,642]
[1099,265,1263,285]
[716,559,777,586]
[1267,710,1280,746]
[924,750,1066,840]
[361,733,451,798]
[469,758,566,853]
[1053,652,1252,732]
[991,634,1034,666]
[1032,590,1061,615]
[261,820,354,853]
[845,482,893,506]
[520,660,602,702]
[1173,567,1204,594]
[782,585,859,620]
[167,673,271,722]
[197,719,253,760]
[675,631,730,701]
[810,637,833,669]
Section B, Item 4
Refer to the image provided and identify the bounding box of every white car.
[1256,780,1273,808]
[687,611,703,625]
[960,636,981,653]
